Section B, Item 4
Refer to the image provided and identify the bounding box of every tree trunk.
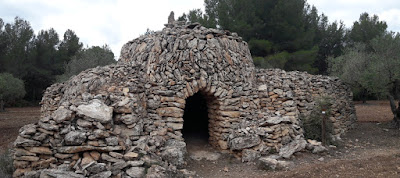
[0,99,4,112]
[362,88,367,103]
[388,95,400,128]
[321,112,327,145]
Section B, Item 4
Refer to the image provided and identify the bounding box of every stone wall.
[12,21,356,177]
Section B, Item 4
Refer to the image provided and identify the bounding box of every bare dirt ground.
[1,101,400,177]
[0,107,40,152]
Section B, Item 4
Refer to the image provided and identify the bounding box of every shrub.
[301,96,335,145]
[0,73,26,111]
[0,149,14,178]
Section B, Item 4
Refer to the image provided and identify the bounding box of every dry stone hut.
[13,20,356,177]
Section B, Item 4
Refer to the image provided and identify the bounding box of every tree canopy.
[0,17,114,105]
[329,33,400,126]
[57,45,115,82]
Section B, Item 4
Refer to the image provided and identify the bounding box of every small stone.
[123,152,139,160]
[167,123,183,130]
[55,153,74,159]
[126,167,145,178]
[20,124,37,135]
[81,152,95,166]
[40,169,85,178]
[156,107,183,117]
[14,156,39,162]
[77,119,92,127]
[111,161,129,171]
[14,136,41,147]
[32,157,56,168]
[88,141,100,146]
[127,160,144,167]
[87,162,107,173]
[220,111,240,118]
[109,152,124,159]
[258,157,292,170]
[76,99,113,123]
[279,139,307,158]
[89,171,112,178]
[65,131,87,146]
[28,147,52,155]
[241,149,261,162]
[52,108,73,123]
[90,151,101,161]
[13,160,29,169]
[120,114,139,125]
[101,153,123,163]
[106,137,119,146]
[38,121,59,131]
[258,84,267,91]
[218,140,228,150]
[229,135,261,150]
[13,168,32,177]
[14,148,36,157]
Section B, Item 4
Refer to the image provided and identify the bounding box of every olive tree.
[0,73,26,111]
[57,45,115,82]
[329,33,400,127]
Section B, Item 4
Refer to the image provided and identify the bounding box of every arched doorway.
[183,92,210,150]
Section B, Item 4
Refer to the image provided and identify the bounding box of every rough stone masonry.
[12,19,356,177]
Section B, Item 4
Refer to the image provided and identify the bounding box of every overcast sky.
[0,0,399,60]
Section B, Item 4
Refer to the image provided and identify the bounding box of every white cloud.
[0,0,204,59]
[307,0,400,32]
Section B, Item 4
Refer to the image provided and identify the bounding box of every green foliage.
[315,20,346,74]
[0,17,83,103]
[57,45,116,82]
[0,17,35,79]
[0,17,106,103]
[253,51,289,69]
[0,73,26,110]
[0,149,13,178]
[301,96,335,144]
[348,12,388,49]
[284,47,319,74]
[253,48,318,74]
[249,39,274,57]
[58,29,83,65]
[0,150,13,178]
[329,32,400,101]
[178,9,217,28]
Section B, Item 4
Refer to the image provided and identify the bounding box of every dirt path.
[1,101,400,177]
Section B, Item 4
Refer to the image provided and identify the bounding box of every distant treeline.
[0,17,115,106]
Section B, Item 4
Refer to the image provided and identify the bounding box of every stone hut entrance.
[183,92,210,150]
[182,91,221,151]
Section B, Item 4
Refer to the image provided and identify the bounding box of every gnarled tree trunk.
[0,99,4,112]
[388,95,400,128]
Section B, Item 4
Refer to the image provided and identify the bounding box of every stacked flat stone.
[13,21,356,177]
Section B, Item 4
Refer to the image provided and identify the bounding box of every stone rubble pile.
[13,20,356,177]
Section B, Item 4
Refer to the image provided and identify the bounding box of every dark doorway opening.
[183,92,210,149]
